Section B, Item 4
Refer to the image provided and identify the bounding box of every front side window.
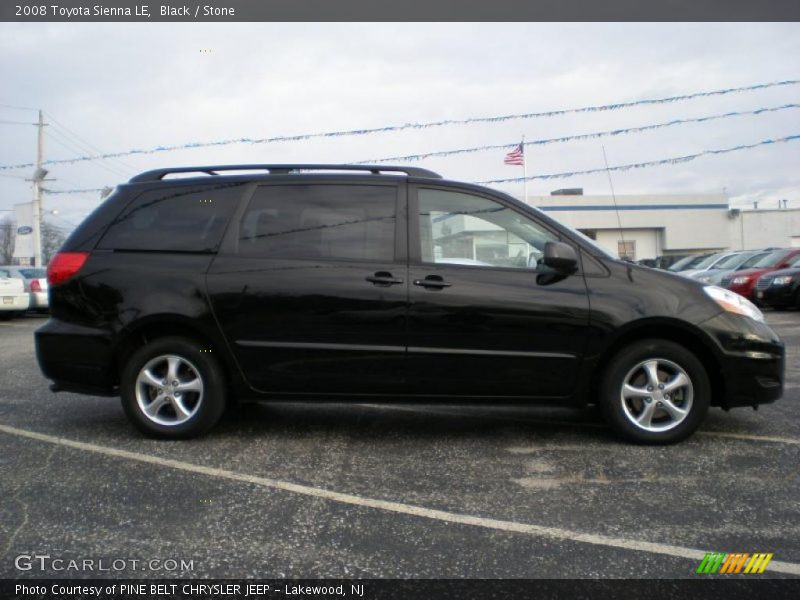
[418,188,559,270]
[238,184,396,261]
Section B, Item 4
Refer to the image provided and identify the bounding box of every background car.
[0,268,31,319]
[722,248,800,301]
[754,253,800,309]
[690,249,771,285]
[666,253,714,273]
[679,251,733,278]
[0,265,49,312]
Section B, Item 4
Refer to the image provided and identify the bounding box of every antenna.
[601,145,627,260]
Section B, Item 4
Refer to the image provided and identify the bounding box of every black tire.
[0,312,12,321]
[120,336,226,439]
[600,339,710,444]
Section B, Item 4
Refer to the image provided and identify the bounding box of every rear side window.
[98,183,246,252]
[238,184,396,261]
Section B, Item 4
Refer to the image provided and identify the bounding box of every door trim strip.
[236,340,575,359]
[236,341,405,353]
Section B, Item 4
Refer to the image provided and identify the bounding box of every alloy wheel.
[619,358,694,433]
[134,354,204,426]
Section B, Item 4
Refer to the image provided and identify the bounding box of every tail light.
[47,252,89,286]
[30,279,42,292]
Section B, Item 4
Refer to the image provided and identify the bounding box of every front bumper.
[35,318,118,396]
[755,284,797,308]
[725,282,755,300]
[700,312,784,408]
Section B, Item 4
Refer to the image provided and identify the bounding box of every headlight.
[772,276,793,285]
[698,275,712,283]
[704,286,764,322]
[732,276,750,285]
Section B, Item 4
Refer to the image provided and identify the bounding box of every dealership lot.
[1,313,799,578]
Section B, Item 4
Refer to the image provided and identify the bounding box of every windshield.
[713,253,747,270]
[668,255,696,271]
[751,249,789,268]
[789,254,800,267]
[739,252,769,269]
[18,268,46,279]
[693,253,725,269]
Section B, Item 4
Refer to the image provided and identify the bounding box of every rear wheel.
[120,337,226,438]
[600,339,710,444]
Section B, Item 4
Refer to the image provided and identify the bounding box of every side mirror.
[543,241,578,273]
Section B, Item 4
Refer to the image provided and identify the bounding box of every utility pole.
[31,110,46,267]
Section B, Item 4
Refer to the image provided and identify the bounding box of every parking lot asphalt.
[0,312,798,579]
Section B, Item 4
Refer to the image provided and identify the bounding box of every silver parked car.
[0,268,31,319]
[0,266,49,312]
[689,250,772,286]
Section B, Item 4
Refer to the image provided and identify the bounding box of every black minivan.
[36,165,784,443]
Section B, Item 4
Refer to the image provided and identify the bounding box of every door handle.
[413,275,452,289]
[366,271,404,286]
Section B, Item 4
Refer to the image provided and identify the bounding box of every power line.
[44,111,138,174]
[0,103,37,111]
[45,129,130,179]
[476,134,800,184]
[359,103,800,164]
[1,77,798,171]
[0,119,35,126]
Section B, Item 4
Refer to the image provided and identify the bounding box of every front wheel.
[600,339,710,444]
[120,337,226,438]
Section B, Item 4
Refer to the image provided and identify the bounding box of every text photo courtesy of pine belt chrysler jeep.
[35,165,784,444]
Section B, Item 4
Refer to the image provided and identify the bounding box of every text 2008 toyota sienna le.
[35,165,784,443]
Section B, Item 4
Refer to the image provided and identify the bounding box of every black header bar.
[3,0,800,22]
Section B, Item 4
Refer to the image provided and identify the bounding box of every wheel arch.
[587,317,725,408]
[111,315,244,390]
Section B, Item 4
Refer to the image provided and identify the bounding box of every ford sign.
[17,226,33,235]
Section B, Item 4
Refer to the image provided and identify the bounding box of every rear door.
[207,180,408,395]
[406,185,591,399]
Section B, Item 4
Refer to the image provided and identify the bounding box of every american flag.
[504,143,524,166]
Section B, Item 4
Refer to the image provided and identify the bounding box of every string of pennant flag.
[1,78,798,172]
[356,103,800,164]
[41,133,800,193]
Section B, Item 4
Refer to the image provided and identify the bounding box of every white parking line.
[1,422,799,576]
[360,404,800,446]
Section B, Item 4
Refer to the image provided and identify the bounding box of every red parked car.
[721,248,800,301]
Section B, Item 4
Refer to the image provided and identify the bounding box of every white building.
[523,191,800,261]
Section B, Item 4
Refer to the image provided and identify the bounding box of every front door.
[207,181,407,395]
[406,186,590,399]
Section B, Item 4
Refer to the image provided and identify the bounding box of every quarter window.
[418,188,559,270]
[98,183,245,252]
[238,184,396,261]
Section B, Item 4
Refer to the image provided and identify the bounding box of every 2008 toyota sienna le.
[35,165,784,443]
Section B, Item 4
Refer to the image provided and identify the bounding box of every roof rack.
[129,164,442,183]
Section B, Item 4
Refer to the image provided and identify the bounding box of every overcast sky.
[1,22,798,229]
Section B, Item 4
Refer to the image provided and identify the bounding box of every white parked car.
[0,268,31,319]
[0,265,48,311]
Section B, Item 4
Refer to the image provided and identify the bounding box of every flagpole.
[522,135,528,203]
